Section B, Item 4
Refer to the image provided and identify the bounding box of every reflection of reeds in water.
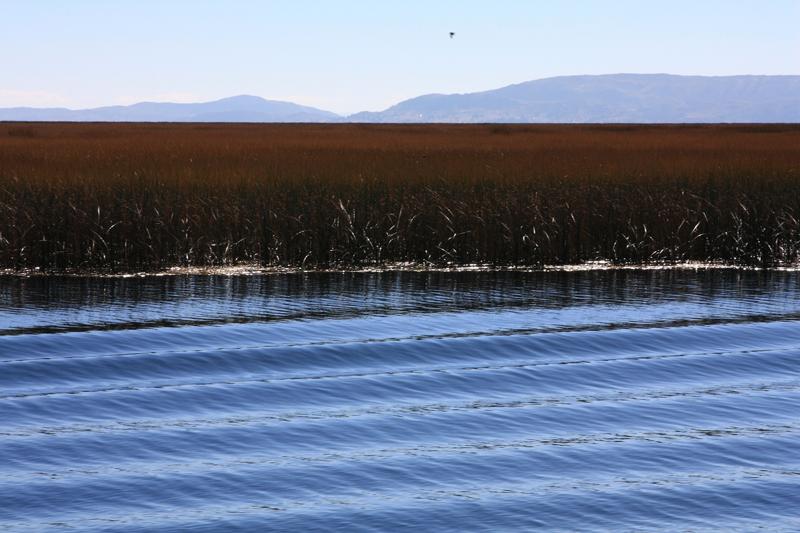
[1,123,799,272]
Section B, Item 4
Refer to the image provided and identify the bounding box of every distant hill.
[0,95,341,122]
[3,75,800,123]
[349,74,800,123]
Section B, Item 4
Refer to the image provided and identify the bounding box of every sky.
[1,0,798,115]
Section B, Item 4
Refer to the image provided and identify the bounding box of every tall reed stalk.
[1,123,799,271]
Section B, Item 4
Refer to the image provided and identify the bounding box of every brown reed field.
[1,122,800,272]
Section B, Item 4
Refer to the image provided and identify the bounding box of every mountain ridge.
[349,74,800,123]
[0,95,341,122]
[2,75,800,123]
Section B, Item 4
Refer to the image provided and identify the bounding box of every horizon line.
[4,72,800,116]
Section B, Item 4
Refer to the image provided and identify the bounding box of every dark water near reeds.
[1,270,800,532]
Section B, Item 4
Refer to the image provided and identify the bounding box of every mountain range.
[0,95,339,123]
[3,74,800,123]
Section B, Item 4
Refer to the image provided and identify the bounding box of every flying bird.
[449,32,455,39]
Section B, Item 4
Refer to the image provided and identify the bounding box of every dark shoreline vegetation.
[1,122,800,273]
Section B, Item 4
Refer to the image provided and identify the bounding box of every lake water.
[1,270,799,532]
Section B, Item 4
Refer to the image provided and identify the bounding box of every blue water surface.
[1,270,799,532]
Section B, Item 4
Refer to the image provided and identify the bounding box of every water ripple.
[1,270,799,531]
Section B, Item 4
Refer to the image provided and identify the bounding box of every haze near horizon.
[1,0,798,115]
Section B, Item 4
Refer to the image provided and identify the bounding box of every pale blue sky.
[1,0,798,114]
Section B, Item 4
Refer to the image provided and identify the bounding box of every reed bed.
[1,123,799,272]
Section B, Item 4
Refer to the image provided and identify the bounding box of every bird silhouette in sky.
[449,32,455,39]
